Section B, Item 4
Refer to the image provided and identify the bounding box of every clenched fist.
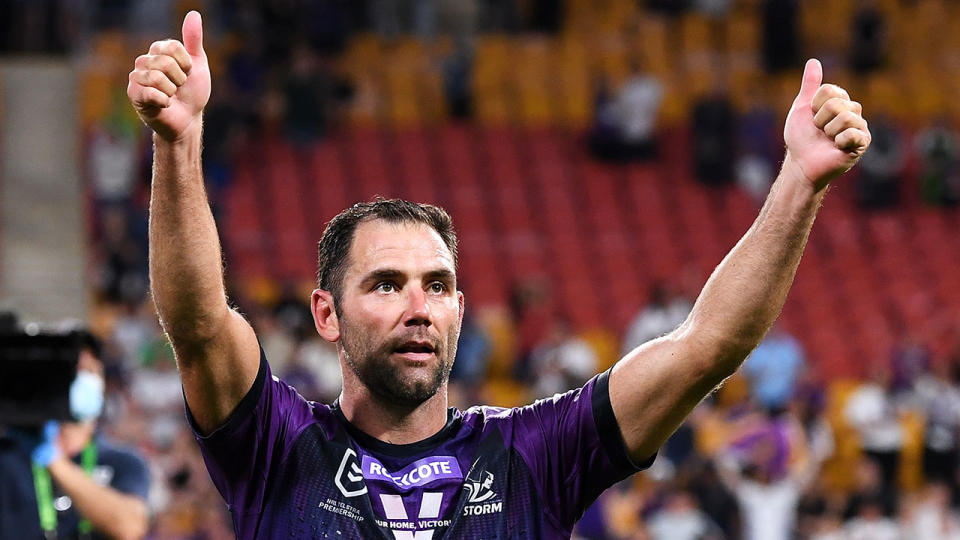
[783,59,871,191]
[127,11,210,142]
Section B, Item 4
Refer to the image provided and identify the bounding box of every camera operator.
[0,329,150,540]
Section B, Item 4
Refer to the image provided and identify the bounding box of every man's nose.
[403,286,432,326]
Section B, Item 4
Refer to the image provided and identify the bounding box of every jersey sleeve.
[510,368,654,530]
[185,349,316,514]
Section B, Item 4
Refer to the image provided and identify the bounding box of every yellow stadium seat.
[477,306,518,380]
[482,378,529,409]
[579,328,620,372]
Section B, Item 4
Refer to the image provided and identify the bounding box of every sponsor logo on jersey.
[362,455,462,490]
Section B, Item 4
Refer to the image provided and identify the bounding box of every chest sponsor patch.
[362,455,462,490]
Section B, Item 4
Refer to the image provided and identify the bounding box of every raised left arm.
[609,59,871,463]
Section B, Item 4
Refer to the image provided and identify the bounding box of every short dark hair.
[317,198,458,303]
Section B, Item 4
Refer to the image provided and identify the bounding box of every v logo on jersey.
[380,492,444,540]
[335,448,367,497]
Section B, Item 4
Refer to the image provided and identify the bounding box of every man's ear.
[311,289,340,342]
[457,290,465,327]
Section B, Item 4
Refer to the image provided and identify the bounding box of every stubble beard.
[340,319,460,408]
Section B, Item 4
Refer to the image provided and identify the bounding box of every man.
[0,330,150,540]
[715,423,827,540]
[126,11,870,539]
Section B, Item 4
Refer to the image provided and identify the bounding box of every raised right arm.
[128,11,259,434]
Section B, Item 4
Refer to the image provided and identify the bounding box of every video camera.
[0,312,96,428]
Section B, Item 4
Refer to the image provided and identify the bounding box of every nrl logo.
[335,448,367,497]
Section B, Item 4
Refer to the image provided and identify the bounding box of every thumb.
[794,58,822,106]
[182,10,204,57]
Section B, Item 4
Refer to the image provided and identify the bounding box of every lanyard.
[32,441,98,540]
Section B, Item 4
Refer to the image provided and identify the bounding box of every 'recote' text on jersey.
[188,351,651,539]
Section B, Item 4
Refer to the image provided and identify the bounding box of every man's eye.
[429,282,446,294]
[376,282,396,293]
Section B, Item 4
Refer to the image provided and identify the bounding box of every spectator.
[96,206,148,304]
[856,115,906,209]
[915,117,960,206]
[736,85,779,203]
[743,325,805,411]
[844,495,902,540]
[843,457,898,520]
[251,307,296,376]
[442,45,474,119]
[129,337,182,448]
[509,277,555,378]
[622,283,692,356]
[715,432,824,540]
[588,75,626,161]
[761,0,800,73]
[0,329,150,540]
[529,317,598,398]
[273,282,316,341]
[88,98,140,209]
[849,0,886,74]
[844,366,904,494]
[286,336,342,402]
[912,359,960,487]
[902,482,960,540]
[808,510,846,540]
[890,334,931,396]
[687,460,741,538]
[646,488,725,540]
[612,59,664,161]
[449,311,491,402]
[691,78,736,186]
[284,44,335,145]
[110,299,156,369]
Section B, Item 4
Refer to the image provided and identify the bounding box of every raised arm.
[610,60,871,462]
[127,11,259,434]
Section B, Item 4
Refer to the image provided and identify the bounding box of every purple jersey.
[188,351,650,539]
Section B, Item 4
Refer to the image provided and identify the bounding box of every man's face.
[335,219,463,407]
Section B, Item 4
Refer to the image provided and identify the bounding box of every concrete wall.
[0,61,86,322]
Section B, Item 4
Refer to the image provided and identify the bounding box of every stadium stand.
[1,0,955,536]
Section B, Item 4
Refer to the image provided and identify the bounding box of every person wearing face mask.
[0,329,151,540]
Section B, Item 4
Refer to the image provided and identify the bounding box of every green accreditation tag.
[31,461,57,537]
[77,442,98,535]
[32,441,98,539]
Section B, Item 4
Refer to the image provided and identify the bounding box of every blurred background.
[2,0,960,538]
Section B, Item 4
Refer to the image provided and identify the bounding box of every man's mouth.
[393,341,436,361]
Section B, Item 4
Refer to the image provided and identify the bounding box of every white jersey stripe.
[418,492,443,519]
[380,494,408,520]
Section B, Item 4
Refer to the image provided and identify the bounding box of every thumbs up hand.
[127,11,210,142]
[783,59,871,191]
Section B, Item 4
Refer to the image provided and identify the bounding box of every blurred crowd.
[5,0,960,538]
[83,261,960,539]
